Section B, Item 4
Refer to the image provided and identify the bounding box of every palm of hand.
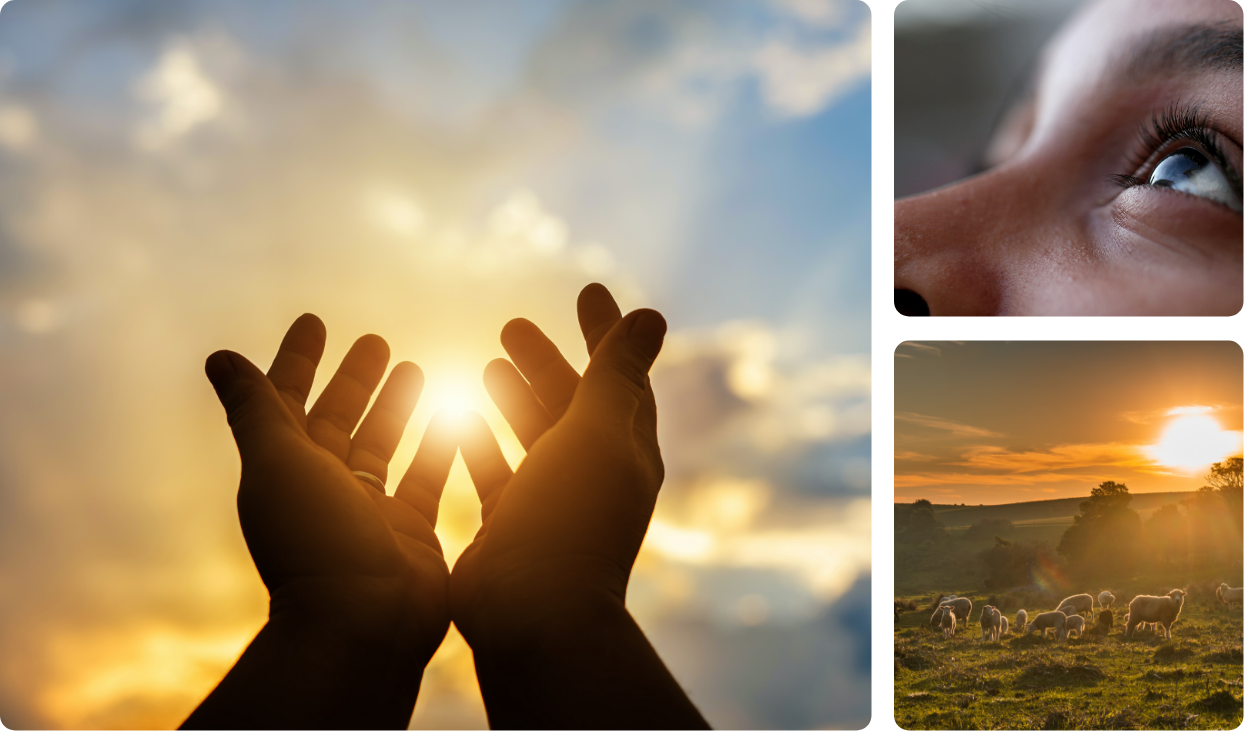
[209,315,457,656]
[450,285,666,641]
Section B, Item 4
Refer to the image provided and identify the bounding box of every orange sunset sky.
[895,342,1243,505]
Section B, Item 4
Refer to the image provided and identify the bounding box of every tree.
[895,499,946,542]
[1143,502,1188,569]
[1057,481,1142,576]
[980,535,1044,589]
[1204,456,1242,492]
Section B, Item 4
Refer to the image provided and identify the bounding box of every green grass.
[894,584,1244,729]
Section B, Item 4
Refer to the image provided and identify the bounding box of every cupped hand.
[205,314,456,661]
[449,283,667,644]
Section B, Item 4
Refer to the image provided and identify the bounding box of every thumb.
[205,350,297,447]
[574,308,666,420]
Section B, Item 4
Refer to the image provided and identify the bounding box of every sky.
[0,1,871,728]
[895,342,1243,505]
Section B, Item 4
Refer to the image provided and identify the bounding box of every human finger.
[456,411,513,523]
[306,334,390,461]
[572,308,665,422]
[265,313,327,428]
[482,358,555,451]
[499,318,580,419]
[577,282,623,356]
[206,350,304,457]
[393,410,459,528]
[346,361,425,486]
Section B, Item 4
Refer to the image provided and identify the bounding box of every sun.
[1149,410,1242,473]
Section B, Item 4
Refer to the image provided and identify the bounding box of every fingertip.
[204,350,238,390]
[353,332,390,361]
[578,282,613,305]
[392,360,425,388]
[293,312,326,339]
[483,357,514,379]
[499,318,538,350]
[626,309,667,361]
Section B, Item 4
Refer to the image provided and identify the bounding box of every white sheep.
[941,606,957,638]
[1216,583,1242,609]
[930,597,973,629]
[1119,611,1154,634]
[1125,589,1186,640]
[1065,614,1086,638]
[1122,612,1157,634]
[1027,610,1068,641]
[999,615,1009,637]
[1056,593,1095,619]
[1098,590,1115,610]
[1015,609,1028,630]
[980,605,1001,641]
[1057,603,1079,617]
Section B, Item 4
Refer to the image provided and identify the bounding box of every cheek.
[1107,188,1243,266]
[1074,190,1244,315]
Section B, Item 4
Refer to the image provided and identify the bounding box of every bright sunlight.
[1149,409,1243,473]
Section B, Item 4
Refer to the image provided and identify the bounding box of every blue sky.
[0,1,870,727]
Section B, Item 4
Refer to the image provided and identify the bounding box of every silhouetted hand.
[451,283,660,636]
[452,284,709,729]
[183,314,456,730]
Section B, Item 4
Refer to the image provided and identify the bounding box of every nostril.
[894,289,930,316]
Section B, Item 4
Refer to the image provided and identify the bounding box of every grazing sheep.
[1122,612,1157,634]
[941,607,957,638]
[1065,614,1086,638]
[930,597,973,628]
[1096,608,1114,635]
[1216,583,1242,609]
[1125,589,1186,640]
[1027,610,1068,641]
[980,605,1001,641]
[1015,609,1028,630]
[999,615,1009,637]
[1098,590,1115,610]
[1057,603,1079,617]
[1056,593,1095,619]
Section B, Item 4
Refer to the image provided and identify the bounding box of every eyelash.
[1108,102,1242,194]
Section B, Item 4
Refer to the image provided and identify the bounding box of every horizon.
[895,342,1242,505]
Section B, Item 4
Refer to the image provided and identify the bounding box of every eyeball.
[1148,147,1242,213]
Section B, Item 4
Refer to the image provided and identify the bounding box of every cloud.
[895,411,1004,438]
[642,572,870,729]
[896,341,941,357]
[950,442,1156,474]
[769,0,852,28]
[752,16,870,118]
[523,0,869,127]
[657,321,870,497]
[0,103,36,150]
[132,38,226,151]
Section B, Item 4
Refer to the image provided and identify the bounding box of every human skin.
[451,283,710,729]
[895,0,1242,315]
[183,316,457,729]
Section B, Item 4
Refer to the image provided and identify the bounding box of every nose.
[894,288,929,316]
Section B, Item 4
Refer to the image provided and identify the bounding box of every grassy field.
[894,578,1244,729]
[895,493,1242,729]
[928,492,1195,528]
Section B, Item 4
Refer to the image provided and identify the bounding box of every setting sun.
[1149,410,1242,473]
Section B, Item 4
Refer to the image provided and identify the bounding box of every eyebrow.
[970,21,1244,175]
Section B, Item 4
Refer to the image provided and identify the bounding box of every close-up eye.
[1148,146,1243,213]
[1110,104,1244,216]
